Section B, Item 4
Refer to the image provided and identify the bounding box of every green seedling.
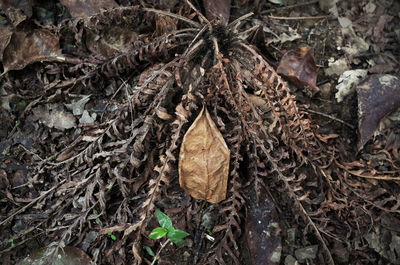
[16,100,26,110]
[107,232,117,241]
[9,238,15,248]
[93,210,101,225]
[146,209,190,265]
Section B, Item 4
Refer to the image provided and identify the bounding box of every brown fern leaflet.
[4,1,399,265]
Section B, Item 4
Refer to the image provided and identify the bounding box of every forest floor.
[0,0,399,265]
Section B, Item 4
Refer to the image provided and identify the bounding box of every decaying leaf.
[245,184,281,265]
[59,0,119,18]
[0,23,13,61]
[357,74,400,149]
[17,246,92,265]
[85,26,138,58]
[179,106,230,203]
[335,69,367,102]
[2,29,63,72]
[203,0,231,25]
[0,0,33,27]
[155,14,177,36]
[32,104,76,130]
[277,46,319,95]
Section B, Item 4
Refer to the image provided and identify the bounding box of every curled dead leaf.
[277,46,319,95]
[156,107,173,120]
[179,106,230,203]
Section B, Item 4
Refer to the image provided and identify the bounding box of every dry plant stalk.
[179,105,230,203]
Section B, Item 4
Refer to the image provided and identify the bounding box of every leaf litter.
[0,0,399,265]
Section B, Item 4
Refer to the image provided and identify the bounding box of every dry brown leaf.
[179,106,230,203]
[0,23,13,61]
[85,26,138,58]
[0,0,33,27]
[2,29,63,72]
[277,46,319,95]
[356,74,400,150]
[59,0,119,18]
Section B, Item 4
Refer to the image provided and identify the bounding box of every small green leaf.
[9,238,15,248]
[156,210,173,232]
[170,238,184,247]
[144,246,155,257]
[168,229,190,241]
[168,229,189,246]
[17,100,26,109]
[149,227,168,239]
[107,232,117,241]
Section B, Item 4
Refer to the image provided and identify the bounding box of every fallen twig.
[261,0,319,14]
[0,179,66,227]
[267,15,330,20]
[302,108,355,129]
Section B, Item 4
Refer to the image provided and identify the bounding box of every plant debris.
[17,246,92,265]
[277,46,319,94]
[179,106,230,203]
[2,29,64,72]
[32,104,76,130]
[357,74,400,149]
[0,1,399,265]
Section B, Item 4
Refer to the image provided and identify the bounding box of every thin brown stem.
[302,108,355,129]
[185,0,212,31]
[267,15,331,20]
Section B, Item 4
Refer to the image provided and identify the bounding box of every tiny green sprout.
[148,209,190,264]
[15,120,19,127]
[207,229,212,236]
[92,210,101,225]
[107,232,117,241]
[285,239,290,245]
[17,100,26,109]
[9,238,15,248]
[144,246,155,257]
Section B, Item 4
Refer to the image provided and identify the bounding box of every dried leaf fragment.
[2,29,63,72]
[59,0,119,18]
[17,246,92,265]
[277,46,319,94]
[357,74,400,149]
[179,106,230,203]
[0,0,33,27]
